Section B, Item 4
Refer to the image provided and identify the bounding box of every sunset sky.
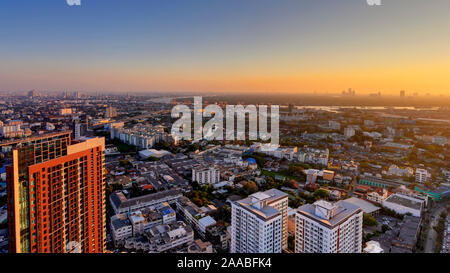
[0,0,449,95]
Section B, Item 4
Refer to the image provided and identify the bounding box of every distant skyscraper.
[295,200,363,253]
[400,90,405,97]
[28,89,38,98]
[73,114,89,140]
[6,132,106,253]
[230,189,288,253]
[105,106,117,118]
[342,88,356,96]
[288,104,294,113]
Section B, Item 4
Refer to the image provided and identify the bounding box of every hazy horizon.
[1,90,449,97]
[2,89,449,101]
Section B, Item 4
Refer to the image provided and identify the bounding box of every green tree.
[363,213,378,227]
[129,183,143,198]
[244,181,259,194]
[119,160,131,168]
[288,235,295,251]
[288,163,305,177]
[313,189,329,200]
[187,143,200,152]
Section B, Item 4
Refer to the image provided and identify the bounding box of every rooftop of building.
[111,202,176,229]
[261,188,289,203]
[384,194,423,210]
[363,241,384,253]
[234,189,288,221]
[147,221,193,245]
[342,197,380,214]
[177,196,204,217]
[297,200,362,228]
[0,130,71,147]
[124,221,193,251]
[394,216,421,247]
[139,149,172,158]
[198,216,217,227]
[111,215,131,230]
[110,189,181,210]
[187,239,213,253]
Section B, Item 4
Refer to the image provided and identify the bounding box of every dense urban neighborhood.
[0,92,448,253]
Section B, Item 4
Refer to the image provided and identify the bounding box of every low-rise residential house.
[322,170,335,181]
[366,188,389,203]
[110,203,177,245]
[124,221,194,252]
[186,239,214,253]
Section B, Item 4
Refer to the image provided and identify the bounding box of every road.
[0,210,7,224]
[348,172,359,197]
[443,215,449,253]
[424,203,447,253]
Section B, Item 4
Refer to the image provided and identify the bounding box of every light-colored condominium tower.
[295,200,363,253]
[192,166,220,185]
[230,189,288,253]
[264,189,289,249]
[415,168,429,183]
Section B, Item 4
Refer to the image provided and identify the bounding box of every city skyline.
[1,0,450,95]
[0,83,448,256]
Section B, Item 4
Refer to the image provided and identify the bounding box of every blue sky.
[0,0,449,94]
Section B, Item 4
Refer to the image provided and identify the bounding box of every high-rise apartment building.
[344,127,356,138]
[6,131,106,253]
[295,200,363,253]
[28,89,39,98]
[110,124,170,149]
[192,166,220,185]
[0,124,24,138]
[230,189,288,253]
[415,168,429,183]
[72,114,89,140]
[264,189,289,249]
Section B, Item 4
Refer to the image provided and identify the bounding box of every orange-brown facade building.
[6,132,106,253]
